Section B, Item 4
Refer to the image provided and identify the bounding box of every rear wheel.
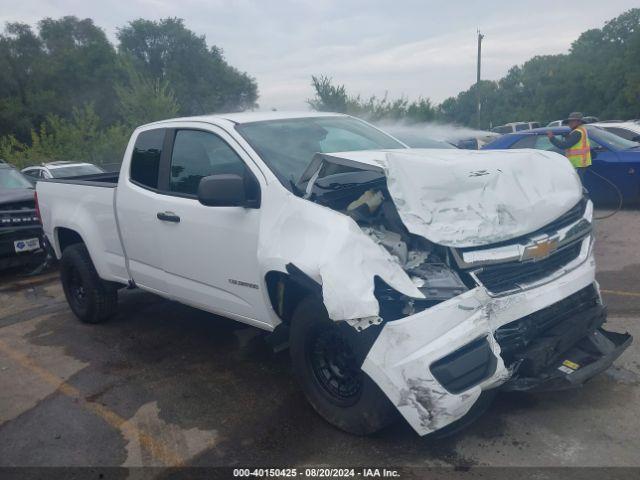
[289,296,396,435]
[60,243,117,323]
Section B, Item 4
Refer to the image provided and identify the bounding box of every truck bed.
[36,177,129,284]
[41,172,120,187]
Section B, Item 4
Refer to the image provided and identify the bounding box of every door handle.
[156,211,180,223]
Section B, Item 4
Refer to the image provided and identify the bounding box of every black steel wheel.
[60,243,117,323]
[290,295,396,435]
[308,324,363,405]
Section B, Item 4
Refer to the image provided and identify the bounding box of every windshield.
[587,126,640,150]
[0,168,34,190]
[49,164,104,178]
[235,116,404,185]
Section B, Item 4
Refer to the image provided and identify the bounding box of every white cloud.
[0,0,637,110]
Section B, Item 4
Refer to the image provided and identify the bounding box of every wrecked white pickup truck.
[36,112,631,437]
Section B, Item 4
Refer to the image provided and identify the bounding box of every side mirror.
[197,174,247,207]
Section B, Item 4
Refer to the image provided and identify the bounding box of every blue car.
[483,126,640,205]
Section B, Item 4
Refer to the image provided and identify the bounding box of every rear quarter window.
[130,129,165,189]
[603,127,636,141]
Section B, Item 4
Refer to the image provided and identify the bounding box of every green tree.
[0,104,129,169]
[0,17,121,141]
[117,18,258,114]
[116,61,180,126]
[438,8,640,127]
[308,75,437,123]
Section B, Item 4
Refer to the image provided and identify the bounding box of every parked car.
[483,125,640,205]
[547,116,599,127]
[592,121,640,143]
[453,132,501,150]
[491,122,530,134]
[22,161,104,181]
[37,112,631,437]
[0,160,45,269]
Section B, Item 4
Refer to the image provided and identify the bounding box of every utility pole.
[476,30,484,129]
[477,30,483,84]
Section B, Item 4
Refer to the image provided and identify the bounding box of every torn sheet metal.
[315,149,583,248]
[257,189,424,321]
[362,249,597,435]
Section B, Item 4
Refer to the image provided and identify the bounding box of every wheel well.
[265,266,322,324]
[57,228,84,254]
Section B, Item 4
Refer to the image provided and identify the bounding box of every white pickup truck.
[37,112,631,437]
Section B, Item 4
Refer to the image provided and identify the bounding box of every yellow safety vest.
[565,125,592,168]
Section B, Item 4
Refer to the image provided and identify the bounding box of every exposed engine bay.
[258,147,631,436]
[304,167,469,322]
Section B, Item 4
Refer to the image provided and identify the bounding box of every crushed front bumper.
[361,251,632,436]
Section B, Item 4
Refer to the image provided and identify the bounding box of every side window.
[587,136,602,148]
[492,126,511,134]
[604,127,635,141]
[533,135,563,153]
[169,130,247,195]
[130,129,164,189]
[510,136,536,149]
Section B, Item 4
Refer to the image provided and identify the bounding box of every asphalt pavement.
[0,209,639,474]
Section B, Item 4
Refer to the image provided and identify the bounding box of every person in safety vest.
[546,112,591,181]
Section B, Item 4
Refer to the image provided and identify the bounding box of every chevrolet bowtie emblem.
[524,237,559,261]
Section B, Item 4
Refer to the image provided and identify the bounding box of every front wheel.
[60,243,117,324]
[289,296,396,435]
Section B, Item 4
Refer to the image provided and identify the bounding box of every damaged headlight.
[346,188,469,321]
[374,258,468,321]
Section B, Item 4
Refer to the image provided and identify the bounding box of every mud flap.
[502,328,632,392]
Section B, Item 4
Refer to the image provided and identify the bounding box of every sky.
[0,0,637,111]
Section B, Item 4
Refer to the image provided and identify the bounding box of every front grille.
[474,242,582,295]
[457,197,587,254]
[0,208,40,228]
[494,285,604,375]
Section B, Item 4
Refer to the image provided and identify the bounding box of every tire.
[60,243,117,324]
[289,296,396,435]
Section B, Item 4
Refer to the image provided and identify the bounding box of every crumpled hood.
[317,148,583,248]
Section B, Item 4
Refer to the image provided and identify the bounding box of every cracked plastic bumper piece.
[361,251,632,436]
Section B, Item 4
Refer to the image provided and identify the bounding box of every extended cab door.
[116,128,170,293]
[153,127,266,325]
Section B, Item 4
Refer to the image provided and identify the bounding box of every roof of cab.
[142,111,347,128]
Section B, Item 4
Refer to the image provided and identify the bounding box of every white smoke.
[374,120,499,148]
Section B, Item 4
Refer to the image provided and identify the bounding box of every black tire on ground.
[60,243,117,324]
[289,295,396,435]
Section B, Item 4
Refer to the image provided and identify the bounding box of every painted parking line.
[601,289,640,298]
[0,339,184,467]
